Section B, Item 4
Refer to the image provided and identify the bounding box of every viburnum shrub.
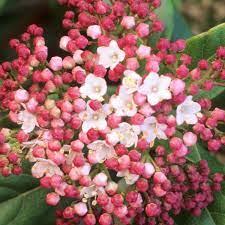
[0,1,225,225]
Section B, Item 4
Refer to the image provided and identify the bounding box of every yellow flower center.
[111,53,119,63]
[95,86,101,93]
[124,77,136,88]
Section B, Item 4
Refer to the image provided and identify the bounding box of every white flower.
[87,140,116,163]
[107,122,140,148]
[97,40,125,70]
[141,116,167,143]
[80,185,105,199]
[80,74,107,101]
[138,72,172,106]
[117,170,139,185]
[31,159,63,178]
[122,70,142,94]
[110,87,137,117]
[176,96,201,125]
[79,104,110,132]
[18,110,38,133]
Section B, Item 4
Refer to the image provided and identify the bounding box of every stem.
[214,82,225,87]
[143,151,160,172]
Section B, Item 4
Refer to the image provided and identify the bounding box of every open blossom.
[141,117,167,143]
[18,110,38,133]
[97,40,125,70]
[31,159,63,178]
[122,70,142,94]
[176,96,201,125]
[139,72,172,105]
[107,122,140,147]
[79,104,110,132]
[80,74,107,101]
[87,140,116,163]
[117,169,139,185]
[110,87,137,117]
[80,185,105,199]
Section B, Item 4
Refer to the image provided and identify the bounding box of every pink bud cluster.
[0,1,224,225]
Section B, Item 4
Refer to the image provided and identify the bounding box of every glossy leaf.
[0,174,70,225]
[185,23,225,69]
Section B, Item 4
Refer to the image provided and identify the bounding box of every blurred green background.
[0,0,224,61]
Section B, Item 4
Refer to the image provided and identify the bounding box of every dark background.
[0,0,224,61]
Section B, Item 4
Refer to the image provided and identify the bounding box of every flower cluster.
[0,0,225,225]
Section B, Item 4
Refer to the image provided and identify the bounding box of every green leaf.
[185,23,225,69]
[187,143,225,173]
[172,0,181,9]
[0,174,71,225]
[197,86,225,100]
[171,9,192,41]
[184,23,225,100]
[47,93,60,100]
[155,0,174,39]
[0,0,7,12]
[151,0,191,45]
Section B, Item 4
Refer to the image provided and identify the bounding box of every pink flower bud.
[145,203,160,217]
[87,25,102,39]
[208,139,221,152]
[139,103,154,117]
[41,68,54,82]
[63,56,75,69]
[126,57,140,71]
[46,192,60,206]
[59,36,71,51]
[143,163,155,178]
[130,113,144,125]
[99,213,112,225]
[146,60,159,73]
[170,79,185,96]
[107,114,122,128]
[169,137,183,150]
[136,45,151,59]
[114,205,128,218]
[74,202,88,217]
[84,214,96,225]
[174,144,188,157]
[136,23,149,38]
[73,98,86,113]
[121,16,135,29]
[105,181,118,195]
[63,206,75,219]
[183,132,197,146]
[72,50,84,64]
[14,89,29,103]
[118,155,131,170]
[71,139,84,152]
[153,172,167,184]
[133,92,146,106]
[49,56,63,71]
[176,65,189,79]
[93,172,108,186]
